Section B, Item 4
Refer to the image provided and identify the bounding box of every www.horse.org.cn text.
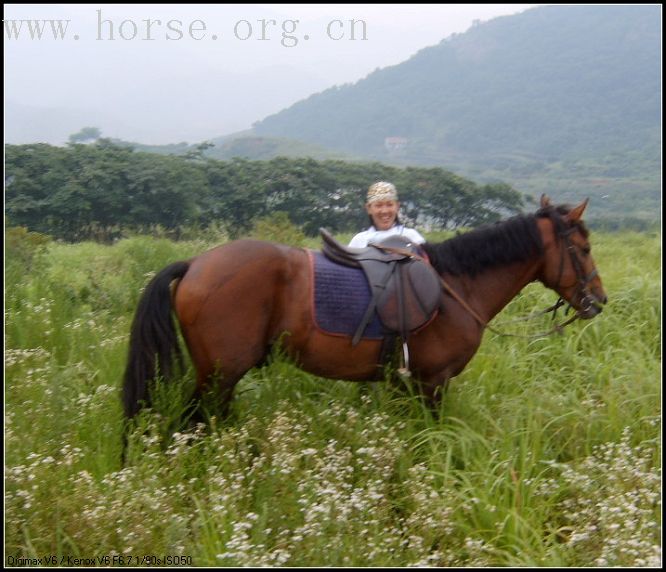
[5,10,369,47]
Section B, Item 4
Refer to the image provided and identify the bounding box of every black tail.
[122,261,190,419]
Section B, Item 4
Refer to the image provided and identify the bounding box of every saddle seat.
[319,229,442,345]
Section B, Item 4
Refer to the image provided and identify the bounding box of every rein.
[438,276,579,339]
[375,235,591,340]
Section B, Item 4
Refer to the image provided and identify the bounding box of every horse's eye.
[582,246,591,255]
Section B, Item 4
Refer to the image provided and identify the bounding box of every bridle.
[552,222,600,318]
[438,213,600,339]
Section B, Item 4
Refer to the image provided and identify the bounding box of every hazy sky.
[5,4,535,144]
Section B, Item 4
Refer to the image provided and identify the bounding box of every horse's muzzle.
[578,289,608,319]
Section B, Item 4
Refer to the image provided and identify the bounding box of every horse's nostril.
[593,291,608,305]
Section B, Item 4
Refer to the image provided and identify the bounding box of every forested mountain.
[252,5,660,223]
[254,5,659,161]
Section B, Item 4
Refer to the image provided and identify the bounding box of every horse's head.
[537,195,608,319]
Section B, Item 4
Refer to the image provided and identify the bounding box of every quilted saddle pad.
[309,251,385,340]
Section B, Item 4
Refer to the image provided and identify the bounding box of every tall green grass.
[5,231,661,567]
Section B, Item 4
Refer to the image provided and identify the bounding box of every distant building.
[384,136,408,153]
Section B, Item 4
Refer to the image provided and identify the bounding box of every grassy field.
[5,228,661,567]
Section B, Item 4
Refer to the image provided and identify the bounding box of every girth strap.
[352,260,397,346]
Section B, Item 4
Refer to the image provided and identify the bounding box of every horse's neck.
[455,257,543,323]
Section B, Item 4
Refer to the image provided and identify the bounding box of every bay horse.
[122,195,607,421]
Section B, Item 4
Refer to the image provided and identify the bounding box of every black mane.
[422,214,542,277]
[422,205,588,277]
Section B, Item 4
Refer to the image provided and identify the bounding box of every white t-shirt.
[348,224,426,248]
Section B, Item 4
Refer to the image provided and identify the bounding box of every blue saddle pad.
[311,251,385,340]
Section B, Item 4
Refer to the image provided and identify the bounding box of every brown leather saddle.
[320,229,442,345]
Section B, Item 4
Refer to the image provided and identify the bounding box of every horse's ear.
[566,198,589,222]
[540,194,552,208]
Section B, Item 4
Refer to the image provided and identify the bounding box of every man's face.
[366,199,399,231]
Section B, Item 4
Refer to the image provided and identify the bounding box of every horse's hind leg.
[175,241,299,421]
[177,301,274,421]
[198,366,246,420]
[188,356,249,424]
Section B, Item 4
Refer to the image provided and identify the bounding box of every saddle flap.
[376,259,442,334]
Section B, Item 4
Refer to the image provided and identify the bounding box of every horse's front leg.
[416,372,450,412]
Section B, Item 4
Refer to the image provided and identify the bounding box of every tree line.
[5,142,527,242]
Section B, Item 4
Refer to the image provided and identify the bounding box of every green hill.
[252,5,661,224]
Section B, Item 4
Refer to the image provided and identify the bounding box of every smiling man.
[348,181,426,247]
